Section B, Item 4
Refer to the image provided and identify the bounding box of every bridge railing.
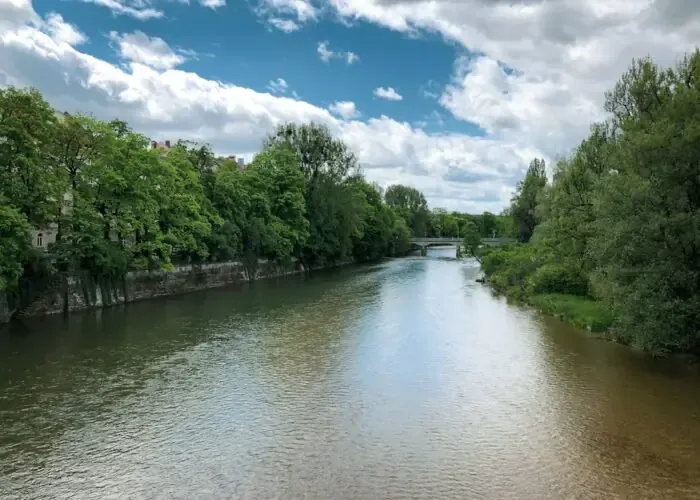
[409,237,515,242]
[410,237,461,243]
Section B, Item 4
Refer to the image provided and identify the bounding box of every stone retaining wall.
[13,259,305,320]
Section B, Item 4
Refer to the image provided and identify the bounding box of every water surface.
[2,250,700,499]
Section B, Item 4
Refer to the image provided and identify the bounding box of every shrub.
[527,263,589,296]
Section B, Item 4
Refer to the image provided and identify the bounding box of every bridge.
[409,237,516,257]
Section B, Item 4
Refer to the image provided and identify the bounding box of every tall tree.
[385,184,430,237]
[265,123,362,266]
[0,87,61,225]
[511,158,547,242]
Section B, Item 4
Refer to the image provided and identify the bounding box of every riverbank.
[477,244,614,336]
[1,258,353,323]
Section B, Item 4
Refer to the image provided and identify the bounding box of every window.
[37,233,43,247]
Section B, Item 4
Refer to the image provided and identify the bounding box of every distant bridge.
[409,237,516,257]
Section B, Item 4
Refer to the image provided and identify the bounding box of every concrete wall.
[13,259,306,320]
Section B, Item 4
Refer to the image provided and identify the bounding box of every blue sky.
[1,0,697,212]
[32,0,481,135]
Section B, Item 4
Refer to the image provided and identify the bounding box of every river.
[1,249,700,499]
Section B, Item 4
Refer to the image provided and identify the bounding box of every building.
[30,191,73,251]
[225,155,248,171]
[30,224,58,251]
[151,140,172,150]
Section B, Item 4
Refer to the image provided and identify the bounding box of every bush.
[527,263,589,296]
[481,244,544,293]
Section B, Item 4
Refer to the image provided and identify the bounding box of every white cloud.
[374,86,403,101]
[259,0,700,171]
[0,0,38,31]
[317,41,334,62]
[45,13,87,46]
[328,100,360,119]
[267,77,288,94]
[259,0,317,24]
[199,0,225,7]
[268,18,300,32]
[108,31,188,70]
[77,0,163,20]
[317,41,359,64]
[0,2,554,212]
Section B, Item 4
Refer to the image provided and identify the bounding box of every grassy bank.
[527,294,613,333]
[480,244,614,335]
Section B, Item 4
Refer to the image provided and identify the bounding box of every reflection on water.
[1,248,700,499]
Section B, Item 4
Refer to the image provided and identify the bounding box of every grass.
[527,293,614,333]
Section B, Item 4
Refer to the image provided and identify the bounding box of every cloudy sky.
[1,0,698,212]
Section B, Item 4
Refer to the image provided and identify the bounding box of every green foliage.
[0,200,31,291]
[485,50,700,355]
[461,220,482,262]
[265,122,365,267]
[527,264,589,296]
[511,158,547,242]
[480,244,545,298]
[385,184,430,237]
[528,294,613,333]
[0,88,423,295]
[0,87,61,226]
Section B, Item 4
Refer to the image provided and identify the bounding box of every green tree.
[351,179,395,261]
[265,123,362,267]
[534,123,612,271]
[0,87,61,225]
[0,200,31,291]
[385,184,430,237]
[242,144,309,261]
[511,158,548,242]
[589,52,700,353]
[158,146,217,264]
[208,159,247,261]
[461,220,483,262]
[479,211,498,238]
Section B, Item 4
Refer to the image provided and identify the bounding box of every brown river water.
[1,249,700,499]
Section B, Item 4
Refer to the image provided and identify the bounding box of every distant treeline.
[475,51,700,356]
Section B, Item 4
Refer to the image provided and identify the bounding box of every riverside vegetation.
[466,51,700,356]
[0,87,506,317]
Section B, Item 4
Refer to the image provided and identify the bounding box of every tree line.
[0,87,509,304]
[477,50,700,355]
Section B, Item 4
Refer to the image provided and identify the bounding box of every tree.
[264,122,358,184]
[208,160,247,261]
[265,123,362,266]
[510,158,547,242]
[589,51,700,353]
[0,200,31,291]
[534,123,612,271]
[351,179,394,262]
[479,211,498,238]
[385,184,430,237]
[242,143,309,261]
[461,220,483,262]
[0,87,61,226]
